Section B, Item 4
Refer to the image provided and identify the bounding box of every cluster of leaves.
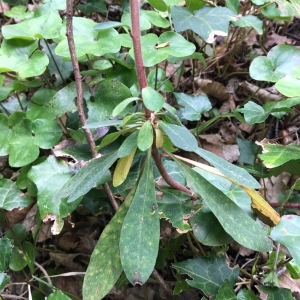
[0,0,300,299]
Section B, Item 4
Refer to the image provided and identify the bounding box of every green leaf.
[0,239,12,272]
[50,82,90,117]
[94,21,123,30]
[0,273,10,292]
[190,211,233,246]
[112,97,140,117]
[147,68,174,92]
[0,39,49,78]
[120,151,160,285]
[237,138,259,165]
[56,151,118,203]
[148,0,167,11]
[0,179,33,210]
[142,87,165,112]
[232,15,263,34]
[173,254,239,297]
[257,141,300,168]
[32,119,62,148]
[55,18,120,58]
[4,5,34,20]
[256,286,295,300]
[28,156,73,220]
[9,241,34,272]
[87,80,132,123]
[0,114,10,156]
[118,132,138,158]
[194,147,260,189]
[235,101,268,124]
[83,188,135,300]
[159,121,198,151]
[129,32,195,67]
[175,93,211,121]
[47,291,71,300]
[78,0,107,15]
[226,0,240,14]
[271,215,300,269]
[157,188,194,231]
[137,120,154,151]
[175,160,272,251]
[215,281,237,300]
[83,120,122,129]
[250,45,300,82]
[275,75,300,97]
[2,12,62,40]
[171,6,235,43]
[237,289,261,300]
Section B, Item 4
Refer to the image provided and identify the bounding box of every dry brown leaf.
[263,172,291,203]
[265,32,293,48]
[6,205,33,225]
[36,222,53,243]
[240,81,282,103]
[279,271,300,293]
[195,78,229,102]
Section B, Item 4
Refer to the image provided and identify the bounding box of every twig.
[34,261,52,286]
[152,147,196,198]
[151,269,173,296]
[66,0,118,211]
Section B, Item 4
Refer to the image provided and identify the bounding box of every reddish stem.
[130,0,151,119]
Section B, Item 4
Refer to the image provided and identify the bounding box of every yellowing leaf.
[113,147,137,187]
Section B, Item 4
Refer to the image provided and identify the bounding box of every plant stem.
[66,0,118,211]
[130,0,151,119]
[152,147,196,198]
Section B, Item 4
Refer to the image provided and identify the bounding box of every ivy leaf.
[235,101,269,124]
[256,286,295,300]
[271,215,300,269]
[275,75,300,97]
[8,119,39,167]
[256,140,300,168]
[215,281,237,300]
[2,12,62,40]
[0,39,49,78]
[55,18,120,58]
[120,152,160,285]
[232,15,263,34]
[176,160,272,252]
[0,114,10,156]
[237,289,261,300]
[27,156,73,220]
[129,32,195,67]
[173,254,239,297]
[0,179,32,210]
[83,188,135,300]
[171,6,235,43]
[174,93,212,121]
[250,45,300,82]
[159,121,198,151]
[4,5,34,20]
[0,238,12,272]
[157,188,194,231]
[87,80,132,123]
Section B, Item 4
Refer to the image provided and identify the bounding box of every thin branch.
[152,147,196,198]
[151,269,173,297]
[66,0,118,211]
[34,262,52,286]
[130,0,151,119]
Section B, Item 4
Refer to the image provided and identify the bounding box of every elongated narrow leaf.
[56,151,118,203]
[118,132,138,158]
[159,121,197,151]
[112,97,140,117]
[83,188,135,300]
[120,151,159,285]
[175,159,272,252]
[194,148,260,189]
[113,147,137,187]
[137,120,153,151]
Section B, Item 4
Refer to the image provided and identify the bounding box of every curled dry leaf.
[195,78,229,102]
